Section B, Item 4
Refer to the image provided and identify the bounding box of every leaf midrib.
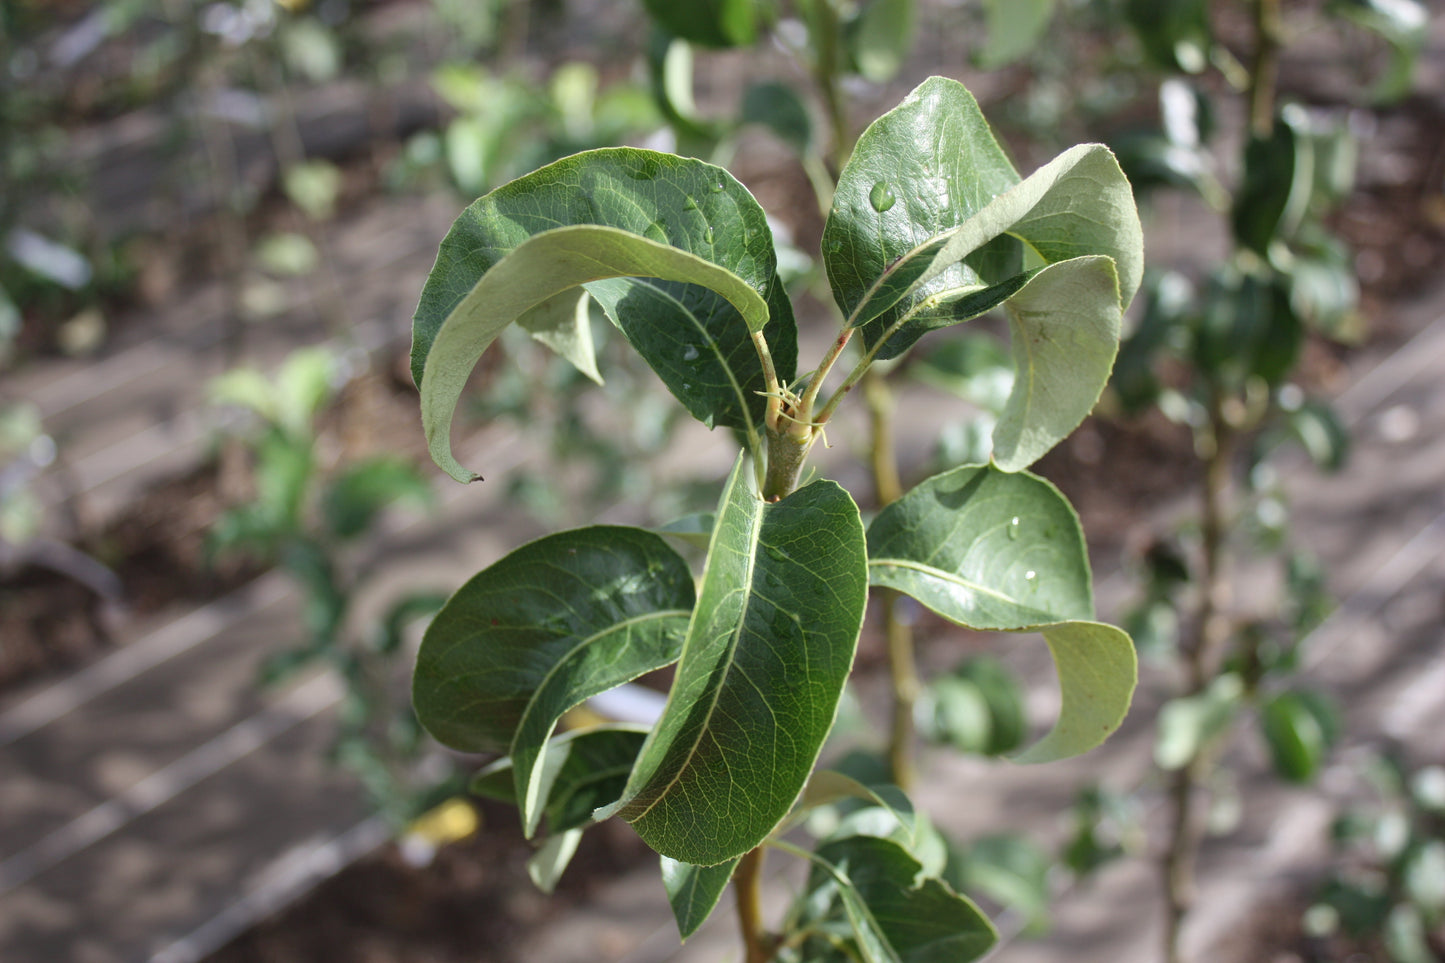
[625,473,765,824]
[867,557,1064,628]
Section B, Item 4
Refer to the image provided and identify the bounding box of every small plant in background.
[208,346,452,823]
[1100,0,1424,958]
[408,70,1143,961]
[1304,754,1445,963]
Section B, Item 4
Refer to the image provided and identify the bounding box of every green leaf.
[412,526,693,835]
[528,828,584,893]
[321,457,432,541]
[603,456,869,865]
[1328,0,1427,103]
[1232,113,1309,257]
[948,658,1027,755]
[822,79,1139,468]
[991,256,1123,471]
[661,856,740,939]
[1154,673,1244,770]
[1124,0,1212,73]
[808,835,998,963]
[471,725,650,833]
[1260,689,1338,783]
[822,78,1020,342]
[867,465,1136,761]
[947,834,1052,931]
[798,772,922,846]
[741,81,813,154]
[641,0,763,48]
[517,287,602,385]
[911,334,1014,414]
[824,79,1141,351]
[846,0,917,82]
[587,268,797,432]
[412,148,783,482]
[978,0,1055,69]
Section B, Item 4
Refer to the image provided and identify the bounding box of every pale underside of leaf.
[419,225,769,482]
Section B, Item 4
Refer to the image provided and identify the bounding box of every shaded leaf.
[808,834,998,963]
[517,287,602,385]
[471,725,650,833]
[528,828,584,893]
[413,526,693,835]
[662,856,740,939]
[603,457,869,865]
[641,0,763,48]
[978,0,1055,69]
[846,0,917,82]
[587,268,797,432]
[322,457,433,541]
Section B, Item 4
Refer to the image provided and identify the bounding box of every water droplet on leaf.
[683,197,698,210]
[1007,517,1021,540]
[682,344,700,362]
[704,227,715,245]
[869,181,896,213]
[711,181,725,193]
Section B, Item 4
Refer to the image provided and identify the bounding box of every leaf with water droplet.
[869,180,897,213]
[867,464,1136,762]
[820,77,1142,471]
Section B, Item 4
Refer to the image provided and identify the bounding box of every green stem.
[1161,396,1235,963]
[735,846,775,963]
[864,371,918,791]
[1248,0,1283,139]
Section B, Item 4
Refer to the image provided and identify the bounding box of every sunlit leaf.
[867,465,1136,761]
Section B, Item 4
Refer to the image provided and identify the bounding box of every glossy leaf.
[809,835,998,963]
[661,856,740,938]
[867,465,1136,761]
[411,148,784,481]
[603,457,869,865]
[978,0,1055,69]
[822,77,1020,343]
[413,526,693,835]
[587,269,797,432]
[822,78,1140,468]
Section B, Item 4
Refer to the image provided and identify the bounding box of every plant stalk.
[1161,399,1235,963]
[1247,0,1283,139]
[864,370,919,790]
[734,817,773,961]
